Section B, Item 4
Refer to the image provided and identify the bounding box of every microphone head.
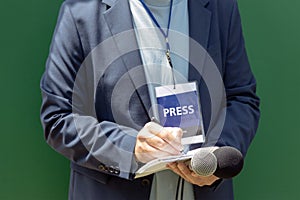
[190,148,218,177]
[213,146,244,179]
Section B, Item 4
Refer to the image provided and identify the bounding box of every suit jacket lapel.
[103,0,152,119]
[188,0,212,82]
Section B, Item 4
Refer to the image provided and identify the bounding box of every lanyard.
[139,0,176,88]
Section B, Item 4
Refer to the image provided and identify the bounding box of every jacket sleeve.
[216,0,260,156]
[40,2,139,180]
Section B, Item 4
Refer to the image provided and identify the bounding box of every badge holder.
[154,81,205,145]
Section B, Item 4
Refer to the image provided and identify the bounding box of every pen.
[151,117,160,125]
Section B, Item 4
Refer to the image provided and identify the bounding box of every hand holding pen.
[134,118,184,163]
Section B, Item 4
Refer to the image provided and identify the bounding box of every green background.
[0,0,299,199]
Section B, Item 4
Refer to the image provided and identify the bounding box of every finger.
[191,173,220,184]
[177,162,192,175]
[176,163,214,186]
[168,163,220,187]
[143,122,164,136]
[135,141,156,163]
[168,162,192,183]
[138,122,164,141]
[161,127,183,145]
[143,123,183,151]
[190,172,219,186]
[135,139,178,162]
[137,131,180,155]
[144,134,181,155]
[151,127,183,151]
[176,162,194,182]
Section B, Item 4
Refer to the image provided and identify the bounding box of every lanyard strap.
[139,0,173,52]
[139,0,176,88]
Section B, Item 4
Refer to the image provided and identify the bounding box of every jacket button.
[141,179,150,186]
[98,164,106,171]
[108,167,115,174]
[113,166,120,175]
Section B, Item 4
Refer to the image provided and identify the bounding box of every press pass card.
[155,82,205,144]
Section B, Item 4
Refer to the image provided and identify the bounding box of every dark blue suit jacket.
[40,0,260,199]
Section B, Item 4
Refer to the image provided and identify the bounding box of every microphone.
[189,146,244,179]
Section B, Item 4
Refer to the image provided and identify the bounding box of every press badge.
[154,82,205,144]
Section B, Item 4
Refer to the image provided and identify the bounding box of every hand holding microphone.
[168,146,244,187]
[189,146,244,179]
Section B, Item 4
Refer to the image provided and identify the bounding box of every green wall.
[235,1,300,199]
[0,0,299,199]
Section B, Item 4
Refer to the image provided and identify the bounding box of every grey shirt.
[129,0,194,199]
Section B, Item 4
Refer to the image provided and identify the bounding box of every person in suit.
[40,0,260,199]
